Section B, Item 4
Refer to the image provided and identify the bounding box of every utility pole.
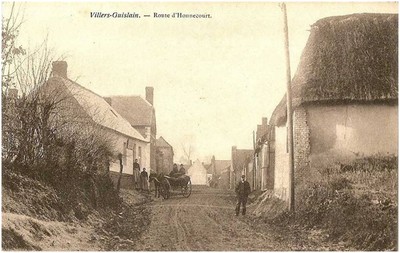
[281,2,295,212]
[253,130,256,189]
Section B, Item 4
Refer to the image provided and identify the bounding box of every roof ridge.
[157,136,173,148]
[50,76,148,142]
[109,95,154,107]
[63,76,107,101]
[109,95,141,98]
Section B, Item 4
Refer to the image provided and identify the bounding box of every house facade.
[104,89,157,172]
[47,61,150,189]
[155,136,174,175]
[269,13,398,201]
[187,160,208,185]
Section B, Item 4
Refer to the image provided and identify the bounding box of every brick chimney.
[256,124,262,140]
[145,87,154,105]
[262,117,268,126]
[52,61,68,78]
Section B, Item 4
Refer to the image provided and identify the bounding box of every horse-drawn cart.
[159,175,191,199]
[150,172,192,199]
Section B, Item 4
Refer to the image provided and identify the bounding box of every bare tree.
[2,2,25,93]
[1,3,122,213]
[181,142,194,164]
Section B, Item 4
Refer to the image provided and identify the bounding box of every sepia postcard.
[1,1,398,251]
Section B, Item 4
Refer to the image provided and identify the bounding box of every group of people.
[134,158,249,216]
[169,163,186,177]
[133,160,187,191]
[133,159,149,192]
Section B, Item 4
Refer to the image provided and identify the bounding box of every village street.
[122,186,344,251]
[133,186,277,251]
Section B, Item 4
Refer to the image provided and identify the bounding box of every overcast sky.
[3,2,397,162]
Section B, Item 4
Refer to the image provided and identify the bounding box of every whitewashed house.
[47,61,151,188]
[187,160,208,185]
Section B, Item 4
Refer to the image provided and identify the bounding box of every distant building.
[104,88,157,172]
[46,61,150,189]
[187,160,208,185]
[206,156,231,188]
[230,146,253,190]
[155,136,174,174]
[269,13,398,201]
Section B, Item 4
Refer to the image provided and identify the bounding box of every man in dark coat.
[179,164,186,174]
[235,175,251,216]
[169,163,179,177]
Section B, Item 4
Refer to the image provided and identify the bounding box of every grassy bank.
[2,169,151,250]
[254,154,397,251]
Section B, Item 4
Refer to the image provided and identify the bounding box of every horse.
[149,171,166,198]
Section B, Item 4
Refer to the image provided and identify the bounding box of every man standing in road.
[133,159,141,190]
[235,175,251,216]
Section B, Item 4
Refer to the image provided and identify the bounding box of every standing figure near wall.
[133,159,141,190]
[141,168,149,192]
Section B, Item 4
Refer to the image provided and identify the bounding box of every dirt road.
[134,186,281,251]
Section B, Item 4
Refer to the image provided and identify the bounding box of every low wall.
[109,171,134,190]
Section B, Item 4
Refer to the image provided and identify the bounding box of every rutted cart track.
[134,186,279,251]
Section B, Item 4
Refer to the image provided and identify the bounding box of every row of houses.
[48,61,175,188]
[227,13,398,201]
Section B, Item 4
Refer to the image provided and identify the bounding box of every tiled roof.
[156,136,173,148]
[105,96,155,127]
[48,76,148,142]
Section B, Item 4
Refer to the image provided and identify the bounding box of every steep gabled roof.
[105,96,155,127]
[271,13,398,126]
[47,76,148,142]
[156,136,173,148]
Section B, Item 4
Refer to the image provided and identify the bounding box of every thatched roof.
[271,13,398,126]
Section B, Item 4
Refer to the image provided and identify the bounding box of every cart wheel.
[181,179,191,198]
